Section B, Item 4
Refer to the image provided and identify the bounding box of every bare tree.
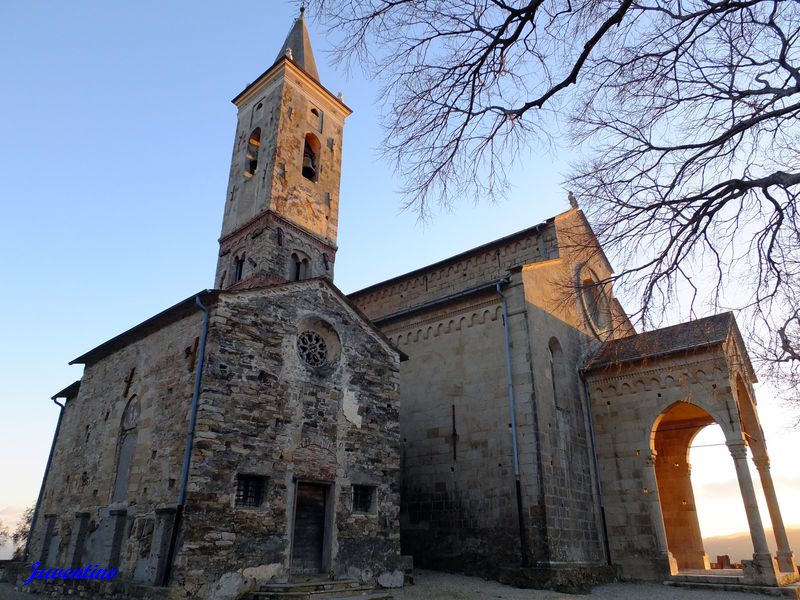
[11,507,33,560]
[314,0,800,405]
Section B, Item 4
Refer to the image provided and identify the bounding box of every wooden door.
[291,483,328,574]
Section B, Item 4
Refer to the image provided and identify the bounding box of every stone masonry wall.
[171,281,401,598]
[216,211,336,288]
[29,311,204,586]
[371,211,620,583]
[381,289,526,572]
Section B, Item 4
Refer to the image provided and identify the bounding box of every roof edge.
[70,290,219,366]
[231,58,352,115]
[219,278,408,361]
[348,218,554,298]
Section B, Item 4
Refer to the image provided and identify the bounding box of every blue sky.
[1,1,797,556]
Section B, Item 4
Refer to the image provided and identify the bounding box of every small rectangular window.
[352,485,375,514]
[233,256,245,282]
[235,474,266,507]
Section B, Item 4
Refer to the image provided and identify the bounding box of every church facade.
[23,12,799,600]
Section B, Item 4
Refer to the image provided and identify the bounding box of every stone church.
[22,11,799,600]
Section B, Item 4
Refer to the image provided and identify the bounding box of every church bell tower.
[215,11,352,289]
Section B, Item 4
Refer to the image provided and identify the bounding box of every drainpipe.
[496,280,529,567]
[162,294,210,585]
[24,396,65,562]
[581,376,612,565]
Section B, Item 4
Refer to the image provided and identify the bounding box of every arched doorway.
[651,401,718,571]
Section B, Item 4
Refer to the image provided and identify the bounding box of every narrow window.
[235,475,266,507]
[291,253,301,281]
[251,100,263,126]
[548,337,570,411]
[244,128,261,177]
[310,107,323,132]
[302,134,321,181]
[352,485,375,514]
[290,252,311,281]
[233,255,245,283]
[112,396,139,504]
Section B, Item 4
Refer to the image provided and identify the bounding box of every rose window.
[297,330,328,367]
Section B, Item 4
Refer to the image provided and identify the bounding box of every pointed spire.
[275,10,320,83]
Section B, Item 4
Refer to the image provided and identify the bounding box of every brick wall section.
[172,281,401,596]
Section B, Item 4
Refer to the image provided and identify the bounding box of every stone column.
[38,514,57,566]
[152,506,178,586]
[753,456,797,573]
[644,451,678,575]
[109,508,128,570]
[68,512,90,570]
[727,441,777,585]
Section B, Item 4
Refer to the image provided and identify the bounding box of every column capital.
[727,440,748,460]
[752,455,770,471]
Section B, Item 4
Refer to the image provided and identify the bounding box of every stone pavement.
[0,570,779,599]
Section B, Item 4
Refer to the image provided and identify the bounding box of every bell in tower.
[302,136,318,181]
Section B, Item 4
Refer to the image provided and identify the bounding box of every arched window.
[233,254,245,283]
[302,134,320,181]
[244,128,261,177]
[579,269,611,331]
[290,252,311,281]
[112,396,139,504]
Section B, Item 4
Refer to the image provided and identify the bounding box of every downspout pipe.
[24,396,65,561]
[581,376,612,565]
[162,294,210,586]
[497,279,529,567]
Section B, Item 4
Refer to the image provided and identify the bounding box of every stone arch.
[649,401,719,571]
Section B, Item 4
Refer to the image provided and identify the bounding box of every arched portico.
[584,312,798,589]
[645,390,797,586]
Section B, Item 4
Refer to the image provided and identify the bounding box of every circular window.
[297,330,329,367]
[294,317,341,372]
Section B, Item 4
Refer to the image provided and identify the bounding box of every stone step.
[246,591,391,600]
[246,578,391,600]
[665,580,800,598]
[670,574,745,585]
[259,578,361,593]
